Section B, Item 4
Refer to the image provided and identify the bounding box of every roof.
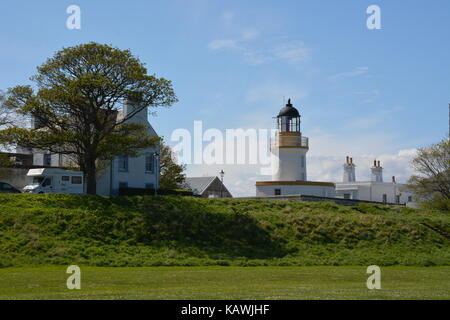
[27,168,83,176]
[182,176,217,195]
[278,99,300,117]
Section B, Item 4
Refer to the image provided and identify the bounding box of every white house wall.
[256,184,335,198]
[336,182,413,204]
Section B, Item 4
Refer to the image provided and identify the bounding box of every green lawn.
[0,266,449,299]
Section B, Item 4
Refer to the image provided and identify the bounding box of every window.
[42,178,52,187]
[396,195,400,204]
[32,177,44,185]
[382,194,387,203]
[408,196,412,202]
[71,176,82,184]
[145,154,155,173]
[1,183,13,190]
[119,182,128,189]
[300,155,305,168]
[145,183,154,190]
[275,189,281,195]
[62,176,70,181]
[43,153,52,166]
[343,193,351,200]
[118,155,129,172]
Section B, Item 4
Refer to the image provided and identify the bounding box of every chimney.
[371,159,383,182]
[343,156,356,182]
[122,98,148,125]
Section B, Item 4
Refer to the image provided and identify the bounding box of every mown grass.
[0,266,449,299]
[0,194,449,267]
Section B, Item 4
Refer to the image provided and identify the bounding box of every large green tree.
[159,140,186,190]
[0,43,177,194]
[405,138,450,209]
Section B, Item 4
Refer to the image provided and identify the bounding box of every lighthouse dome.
[277,99,300,117]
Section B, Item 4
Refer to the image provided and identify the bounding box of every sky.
[0,0,449,196]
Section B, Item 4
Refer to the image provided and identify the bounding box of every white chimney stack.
[371,159,383,182]
[343,156,356,182]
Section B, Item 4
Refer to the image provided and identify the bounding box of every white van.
[23,168,84,194]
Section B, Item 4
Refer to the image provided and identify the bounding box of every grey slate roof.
[182,177,216,195]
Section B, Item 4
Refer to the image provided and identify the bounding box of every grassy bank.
[1,266,449,299]
[0,194,449,267]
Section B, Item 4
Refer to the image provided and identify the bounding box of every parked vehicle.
[22,168,84,194]
[0,182,22,193]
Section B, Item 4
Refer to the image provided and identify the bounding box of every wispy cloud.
[350,105,403,129]
[329,67,369,81]
[354,89,380,104]
[271,41,311,64]
[221,11,235,24]
[241,29,259,40]
[207,39,238,50]
[207,38,311,66]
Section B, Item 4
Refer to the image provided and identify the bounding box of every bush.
[119,187,194,197]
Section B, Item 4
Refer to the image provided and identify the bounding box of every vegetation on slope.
[0,194,448,267]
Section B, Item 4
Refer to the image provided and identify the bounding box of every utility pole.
[219,170,225,198]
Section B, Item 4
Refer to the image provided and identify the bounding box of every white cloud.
[241,29,259,40]
[207,37,312,66]
[329,67,369,81]
[350,105,404,129]
[307,150,416,185]
[354,89,380,104]
[221,11,235,24]
[184,146,416,197]
[207,39,238,51]
[271,41,311,64]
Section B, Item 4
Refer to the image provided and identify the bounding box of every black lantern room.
[277,99,300,132]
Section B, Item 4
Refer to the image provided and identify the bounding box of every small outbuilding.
[183,176,232,198]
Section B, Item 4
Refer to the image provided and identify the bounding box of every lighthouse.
[256,99,336,197]
[271,99,308,181]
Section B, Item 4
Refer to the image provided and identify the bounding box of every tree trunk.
[85,158,97,195]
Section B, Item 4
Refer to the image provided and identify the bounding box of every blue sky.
[0,0,449,195]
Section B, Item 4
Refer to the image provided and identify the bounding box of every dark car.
[0,182,22,193]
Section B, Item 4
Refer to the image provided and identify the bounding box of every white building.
[29,99,160,196]
[335,157,414,205]
[255,99,336,197]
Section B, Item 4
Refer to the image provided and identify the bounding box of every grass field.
[0,266,449,299]
[1,194,449,267]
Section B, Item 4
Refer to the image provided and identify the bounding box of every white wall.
[96,147,159,196]
[272,148,308,181]
[336,181,413,204]
[256,184,336,197]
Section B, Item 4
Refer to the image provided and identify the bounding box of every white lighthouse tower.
[271,99,308,181]
[256,99,335,197]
